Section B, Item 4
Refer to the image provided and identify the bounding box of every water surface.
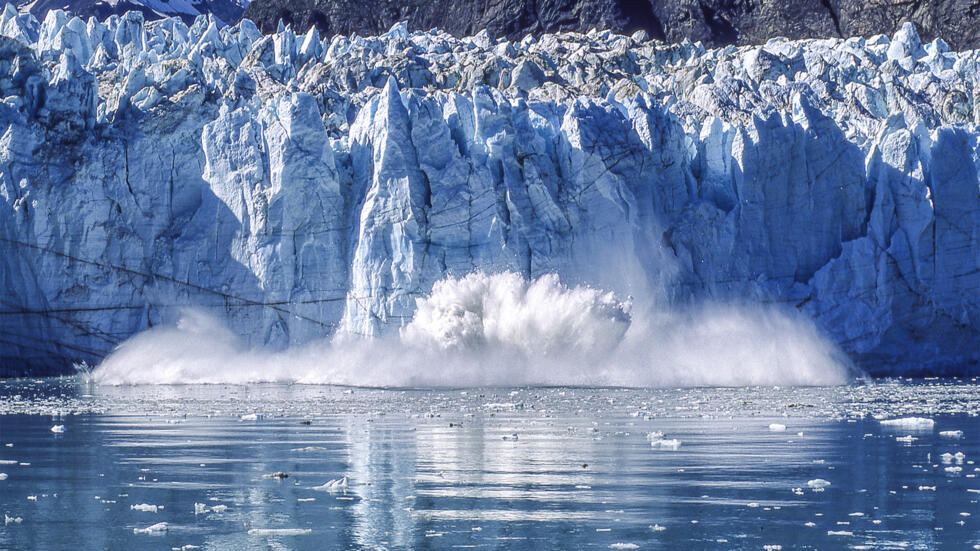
[1,378,979,549]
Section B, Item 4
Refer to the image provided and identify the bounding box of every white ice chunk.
[650,439,682,450]
[880,418,934,430]
[133,522,168,534]
[312,477,348,492]
[248,528,312,536]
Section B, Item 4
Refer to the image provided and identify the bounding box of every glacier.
[0,7,976,377]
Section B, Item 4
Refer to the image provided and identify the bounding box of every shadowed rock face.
[242,0,980,50]
[242,0,664,42]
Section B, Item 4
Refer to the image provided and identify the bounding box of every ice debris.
[248,528,312,536]
[879,418,935,430]
[134,522,168,534]
[4,514,22,524]
[312,477,348,492]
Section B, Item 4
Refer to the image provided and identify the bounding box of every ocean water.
[0,378,978,550]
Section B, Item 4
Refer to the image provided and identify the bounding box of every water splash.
[93,272,852,387]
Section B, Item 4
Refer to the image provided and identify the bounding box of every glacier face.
[0,8,976,377]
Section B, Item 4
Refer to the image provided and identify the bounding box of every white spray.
[93,271,852,387]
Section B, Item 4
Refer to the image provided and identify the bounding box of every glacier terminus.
[0,7,976,378]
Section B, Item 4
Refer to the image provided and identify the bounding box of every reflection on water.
[0,379,978,549]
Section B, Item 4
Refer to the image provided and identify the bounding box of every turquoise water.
[0,379,978,550]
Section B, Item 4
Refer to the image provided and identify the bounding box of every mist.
[92,272,853,387]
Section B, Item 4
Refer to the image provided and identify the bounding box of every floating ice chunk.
[248,528,312,536]
[895,435,917,443]
[769,423,787,431]
[946,467,963,473]
[880,418,934,430]
[130,503,159,512]
[650,524,666,531]
[240,414,259,421]
[291,446,326,452]
[134,522,168,534]
[50,425,65,433]
[918,486,936,491]
[297,498,315,502]
[827,530,853,536]
[650,439,682,450]
[194,502,208,514]
[941,452,966,465]
[0,473,6,480]
[26,495,36,501]
[0,460,16,464]
[4,514,22,524]
[609,544,639,550]
[763,546,782,551]
[312,477,348,492]
[940,430,964,439]
[807,479,831,489]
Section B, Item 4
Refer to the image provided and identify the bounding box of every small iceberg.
[4,514,23,525]
[312,477,348,492]
[879,418,934,430]
[769,423,787,432]
[133,522,168,534]
[807,479,831,489]
[130,503,160,513]
[940,430,964,439]
[50,425,65,433]
[648,432,681,450]
[248,528,312,536]
[650,438,682,450]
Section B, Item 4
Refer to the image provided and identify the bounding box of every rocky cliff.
[243,0,980,51]
[0,7,977,377]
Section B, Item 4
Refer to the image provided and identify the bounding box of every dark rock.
[241,0,980,50]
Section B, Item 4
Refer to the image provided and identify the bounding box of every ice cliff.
[0,7,976,377]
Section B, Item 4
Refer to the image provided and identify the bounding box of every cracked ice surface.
[0,9,976,376]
